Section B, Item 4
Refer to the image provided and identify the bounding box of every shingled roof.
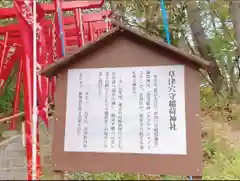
[40,20,210,77]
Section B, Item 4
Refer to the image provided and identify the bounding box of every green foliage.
[200,85,217,108]
[203,148,240,180]
[0,82,15,114]
[203,136,218,161]
[67,172,188,180]
[0,63,24,116]
[68,172,137,180]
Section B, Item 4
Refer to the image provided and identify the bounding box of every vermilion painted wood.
[0,33,8,79]
[0,20,110,37]
[0,0,104,18]
[0,45,21,86]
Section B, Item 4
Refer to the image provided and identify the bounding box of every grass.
[201,107,240,180]
[203,132,240,180]
[204,152,240,180]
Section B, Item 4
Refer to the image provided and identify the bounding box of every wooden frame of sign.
[41,21,209,180]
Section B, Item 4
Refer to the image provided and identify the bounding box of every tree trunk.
[229,0,240,97]
[230,0,240,55]
[185,0,223,93]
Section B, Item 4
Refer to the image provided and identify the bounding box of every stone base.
[2,130,20,139]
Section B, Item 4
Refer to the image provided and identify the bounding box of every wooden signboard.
[41,21,209,178]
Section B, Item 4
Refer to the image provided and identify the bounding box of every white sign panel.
[64,65,186,155]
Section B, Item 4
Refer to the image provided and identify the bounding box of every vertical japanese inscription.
[83,90,89,148]
[110,72,117,148]
[139,71,144,150]
[117,78,123,149]
[104,72,110,148]
[145,71,151,150]
[98,72,103,95]
[153,75,159,147]
[168,70,177,131]
[132,71,137,94]
[77,73,83,136]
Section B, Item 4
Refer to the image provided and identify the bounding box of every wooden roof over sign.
[40,20,210,77]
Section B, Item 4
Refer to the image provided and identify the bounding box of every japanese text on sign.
[64,65,187,155]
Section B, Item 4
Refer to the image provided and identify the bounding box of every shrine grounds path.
[0,121,53,180]
[0,135,27,180]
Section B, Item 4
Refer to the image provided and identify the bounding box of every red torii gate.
[0,0,105,19]
[0,0,112,179]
